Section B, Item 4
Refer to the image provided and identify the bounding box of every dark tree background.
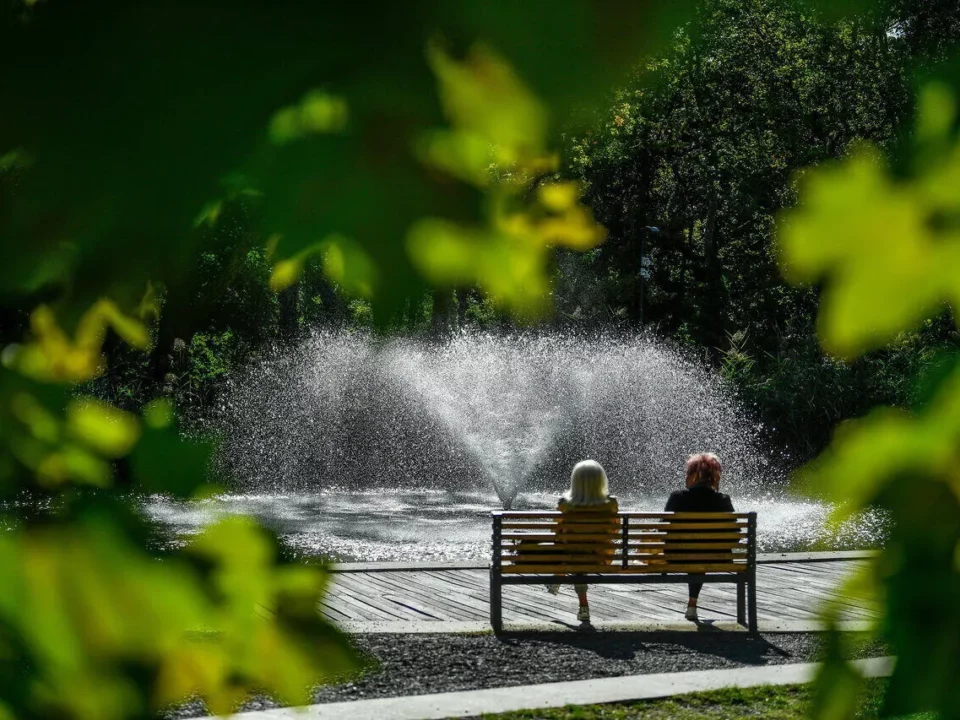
[22,0,960,460]
[556,0,960,458]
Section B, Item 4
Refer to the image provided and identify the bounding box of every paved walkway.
[215,656,894,720]
[322,552,877,632]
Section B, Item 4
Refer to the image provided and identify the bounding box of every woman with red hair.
[664,453,735,621]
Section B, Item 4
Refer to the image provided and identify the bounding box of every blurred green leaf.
[180,517,356,714]
[0,514,355,720]
[142,398,175,430]
[269,90,348,146]
[427,42,548,170]
[129,422,210,498]
[4,302,148,384]
[783,79,960,720]
[66,398,140,459]
[808,627,866,720]
[0,3,703,717]
[779,84,960,359]
[798,343,960,519]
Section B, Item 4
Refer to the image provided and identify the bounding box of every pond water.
[158,332,888,562]
[144,488,888,562]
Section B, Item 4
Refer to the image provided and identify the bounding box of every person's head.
[685,452,722,490]
[564,459,610,506]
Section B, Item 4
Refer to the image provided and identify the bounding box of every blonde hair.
[563,459,610,506]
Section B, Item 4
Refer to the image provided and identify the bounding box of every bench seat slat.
[630,541,746,548]
[493,511,753,518]
[502,542,605,551]
[630,543,746,551]
[625,522,746,530]
[500,522,616,530]
[502,521,747,535]
[622,512,753,519]
[508,552,743,563]
[499,540,747,550]
[506,547,619,555]
[501,563,747,574]
[501,523,619,532]
[503,555,621,569]
[501,533,618,542]
[625,531,748,540]
[625,552,745,561]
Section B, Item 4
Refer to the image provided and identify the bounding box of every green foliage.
[0,2,700,717]
[563,0,960,462]
[779,80,960,719]
[720,320,958,457]
[565,0,912,346]
[0,513,354,720]
[781,84,960,359]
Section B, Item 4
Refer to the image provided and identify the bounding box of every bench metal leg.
[490,569,503,633]
[748,569,758,634]
[737,580,746,626]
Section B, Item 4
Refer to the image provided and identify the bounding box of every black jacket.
[664,482,735,513]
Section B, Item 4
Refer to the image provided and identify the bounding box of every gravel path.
[168,631,888,718]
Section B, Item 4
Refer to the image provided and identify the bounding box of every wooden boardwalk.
[321,554,877,631]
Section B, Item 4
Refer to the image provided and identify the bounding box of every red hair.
[685,453,722,486]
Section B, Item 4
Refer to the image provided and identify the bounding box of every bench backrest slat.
[493,510,755,576]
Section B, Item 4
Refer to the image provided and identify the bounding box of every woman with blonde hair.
[664,452,734,621]
[547,459,619,623]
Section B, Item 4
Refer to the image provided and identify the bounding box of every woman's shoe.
[546,584,561,595]
[684,605,698,621]
[577,606,591,622]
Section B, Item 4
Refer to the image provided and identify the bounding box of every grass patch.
[481,679,933,719]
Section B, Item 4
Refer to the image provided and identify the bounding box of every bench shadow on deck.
[320,553,877,633]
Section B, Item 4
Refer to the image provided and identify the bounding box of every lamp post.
[639,225,659,325]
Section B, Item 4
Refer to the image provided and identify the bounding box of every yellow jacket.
[555,497,620,564]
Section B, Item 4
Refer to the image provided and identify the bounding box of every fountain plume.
[213,330,766,505]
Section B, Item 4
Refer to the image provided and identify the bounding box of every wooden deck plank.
[321,558,870,628]
[356,571,486,621]
[567,587,679,620]
[332,576,441,621]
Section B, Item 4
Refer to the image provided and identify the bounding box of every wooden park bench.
[490,511,757,632]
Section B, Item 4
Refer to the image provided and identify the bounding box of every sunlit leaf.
[268,257,303,294]
[10,392,59,444]
[415,129,492,187]
[427,42,548,167]
[89,301,151,350]
[37,444,112,488]
[269,90,348,146]
[181,518,356,710]
[319,236,377,299]
[914,82,957,146]
[136,282,161,323]
[779,85,960,359]
[66,398,140,459]
[5,302,149,383]
[808,627,866,720]
[407,218,550,314]
[784,81,960,720]
[270,235,376,299]
[0,514,356,719]
[143,398,175,430]
[779,149,937,357]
